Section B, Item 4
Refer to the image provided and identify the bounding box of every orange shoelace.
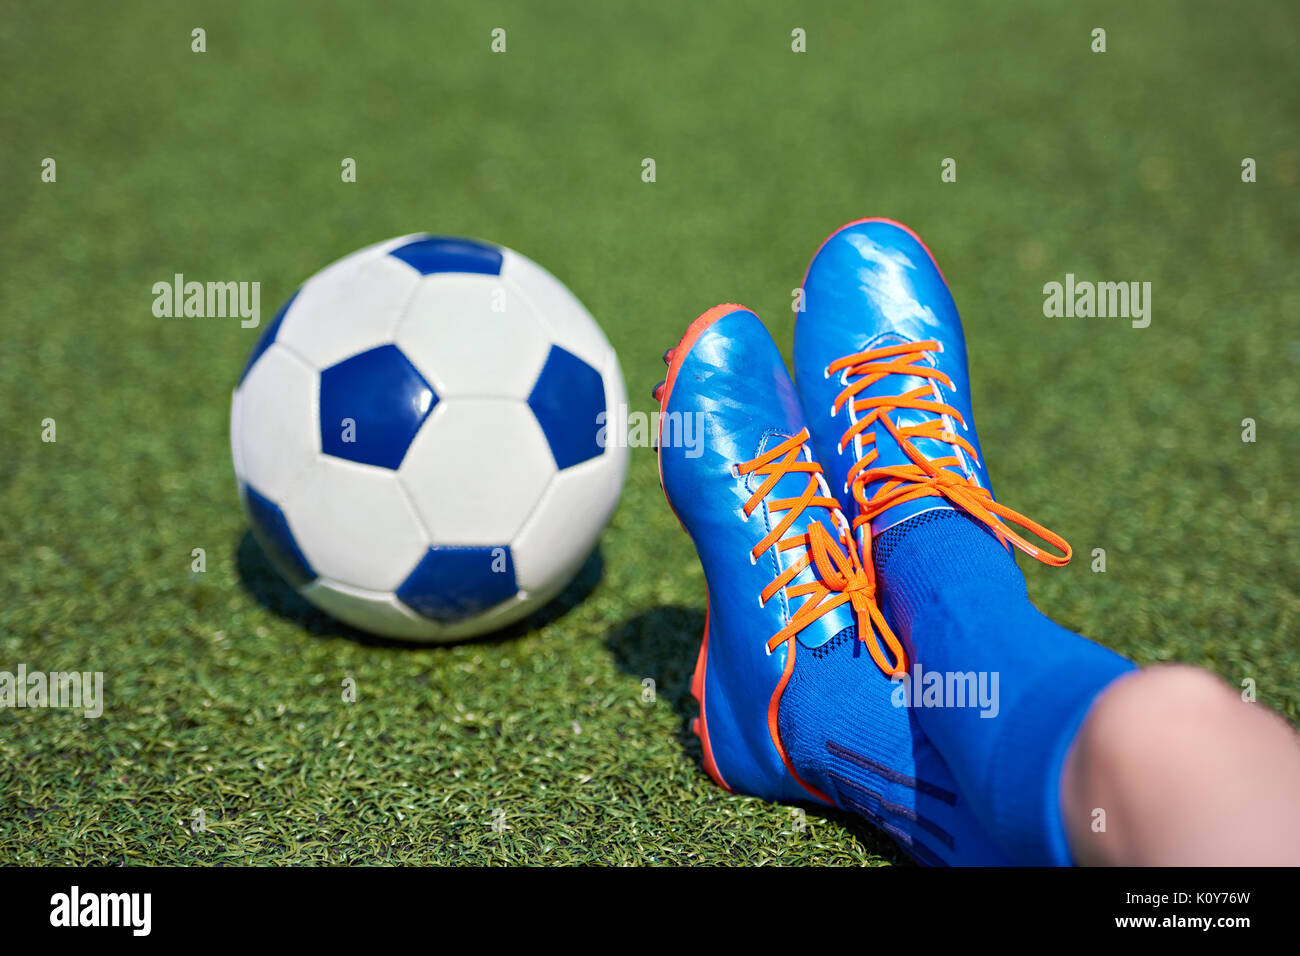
[736,429,907,676]
[828,340,1071,567]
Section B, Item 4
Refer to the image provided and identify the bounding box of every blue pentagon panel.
[388,236,503,276]
[527,345,606,469]
[243,483,315,588]
[397,545,518,622]
[319,345,438,470]
[239,289,299,385]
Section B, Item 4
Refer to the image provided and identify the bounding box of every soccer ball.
[231,234,627,641]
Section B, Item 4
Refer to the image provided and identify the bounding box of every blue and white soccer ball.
[231,235,627,641]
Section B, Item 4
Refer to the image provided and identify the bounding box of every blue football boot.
[653,304,1013,865]
[793,218,1071,566]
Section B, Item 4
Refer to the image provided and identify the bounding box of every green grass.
[1,0,1297,865]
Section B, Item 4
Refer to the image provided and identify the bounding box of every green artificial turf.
[1,0,1297,865]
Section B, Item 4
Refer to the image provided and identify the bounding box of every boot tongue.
[746,432,859,650]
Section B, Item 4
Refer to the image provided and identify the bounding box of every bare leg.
[1062,664,1300,865]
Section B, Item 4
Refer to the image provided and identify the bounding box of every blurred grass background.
[0,0,1296,864]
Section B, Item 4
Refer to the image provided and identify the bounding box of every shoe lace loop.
[828,341,1071,567]
[737,429,907,676]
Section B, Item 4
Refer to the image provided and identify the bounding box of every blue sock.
[873,510,1137,865]
[778,625,1016,866]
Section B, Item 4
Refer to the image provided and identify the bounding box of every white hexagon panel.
[231,345,318,504]
[393,275,551,399]
[400,399,554,545]
[231,234,628,642]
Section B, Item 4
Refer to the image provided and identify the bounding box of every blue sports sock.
[778,625,1016,866]
[873,510,1137,865]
